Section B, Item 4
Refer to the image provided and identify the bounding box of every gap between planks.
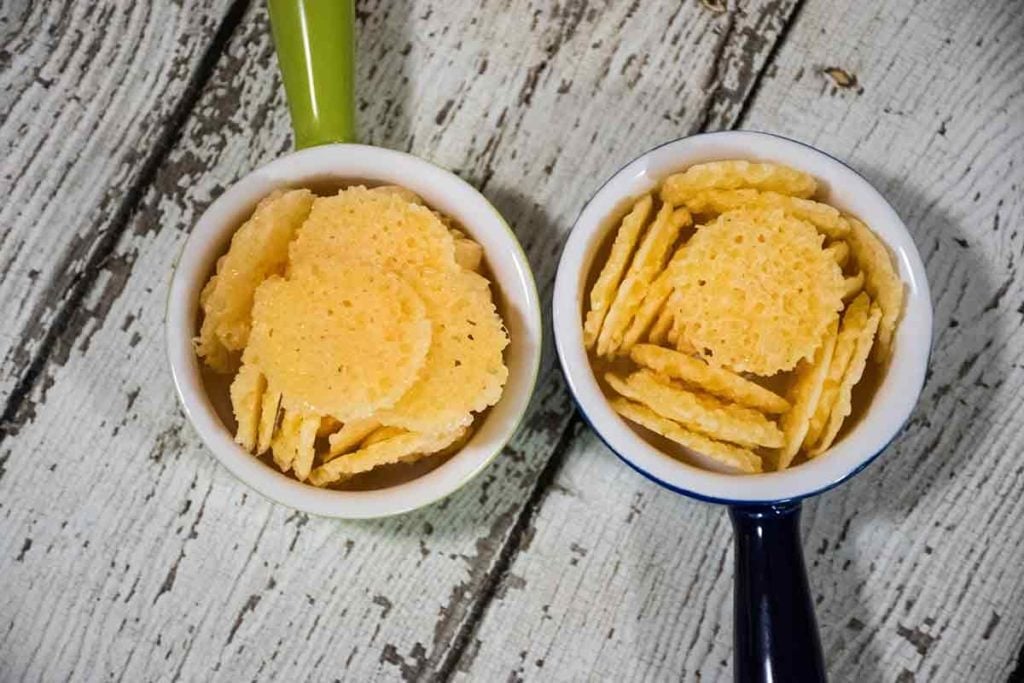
[0,0,808,677]
[430,2,809,676]
[732,0,809,129]
[0,0,252,444]
[433,413,584,682]
[1013,640,1024,681]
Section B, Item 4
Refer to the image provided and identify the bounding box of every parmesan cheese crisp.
[583,159,904,474]
[197,185,510,487]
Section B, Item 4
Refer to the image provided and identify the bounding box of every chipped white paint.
[0,0,801,680]
[458,0,1024,680]
[0,0,234,402]
[454,430,740,681]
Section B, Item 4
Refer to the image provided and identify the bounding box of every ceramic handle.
[268,0,356,148]
[729,501,826,682]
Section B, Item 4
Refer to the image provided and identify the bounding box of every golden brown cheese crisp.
[597,204,690,357]
[370,185,424,205]
[582,195,654,349]
[621,243,688,350]
[230,360,265,452]
[606,370,784,448]
[196,183,510,485]
[630,344,790,414]
[271,409,302,473]
[246,266,432,421]
[842,271,865,301]
[289,187,458,279]
[361,426,408,447]
[578,160,907,476]
[292,413,320,481]
[681,189,850,238]
[810,302,881,456]
[286,186,509,435]
[803,293,870,450]
[660,161,817,204]
[648,294,678,345]
[325,419,381,461]
[309,429,463,486]
[776,320,838,470]
[196,189,314,371]
[376,269,509,434]
[826,241,850,268]
[847,217,903,362]
[256,387,282,454]
[671,209,844,375]
[398,427,470,465]
[317,416,342,438]
[612,398,762,473]
[451,229,485,273]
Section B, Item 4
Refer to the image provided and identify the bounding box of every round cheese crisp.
[289,186,457,278]
[195,189,314,371]
[671,208,844,375]
[659,160,817,203]
[247,266,431,421]
[611,398,762,474]
[378,269,509,434]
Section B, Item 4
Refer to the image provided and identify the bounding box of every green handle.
[268,0,356,148]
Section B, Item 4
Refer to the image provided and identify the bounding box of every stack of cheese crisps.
[195,186,509,486]
[583,161,903,473]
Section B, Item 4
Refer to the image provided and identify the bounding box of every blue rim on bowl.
[551,130,933,504]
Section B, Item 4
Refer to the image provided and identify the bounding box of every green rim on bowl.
[268,0,356,149]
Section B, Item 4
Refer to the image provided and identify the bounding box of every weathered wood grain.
[0,0,800,680]
[457,0,1024,680]
[455,428,741,681]
[0,0,240,421]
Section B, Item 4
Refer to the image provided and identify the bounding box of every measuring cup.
[553,131,932,681]
[166,0,542,518]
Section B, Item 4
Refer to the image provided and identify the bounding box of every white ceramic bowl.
[167,144,542,518]
[553,131,932,504]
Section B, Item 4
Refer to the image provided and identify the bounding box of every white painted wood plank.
[0,0,236,406]
[0,0,799,680]
[458,0,1024,680]
[455,430,739,682]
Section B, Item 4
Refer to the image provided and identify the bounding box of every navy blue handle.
[729,502,826,683]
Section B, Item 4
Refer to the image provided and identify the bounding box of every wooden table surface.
[2,0,1022,680]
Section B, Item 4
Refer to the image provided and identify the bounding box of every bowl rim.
[166,143,542,519]
[552,130,933,504]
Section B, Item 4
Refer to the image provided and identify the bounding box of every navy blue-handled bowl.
[553,131,932,681]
